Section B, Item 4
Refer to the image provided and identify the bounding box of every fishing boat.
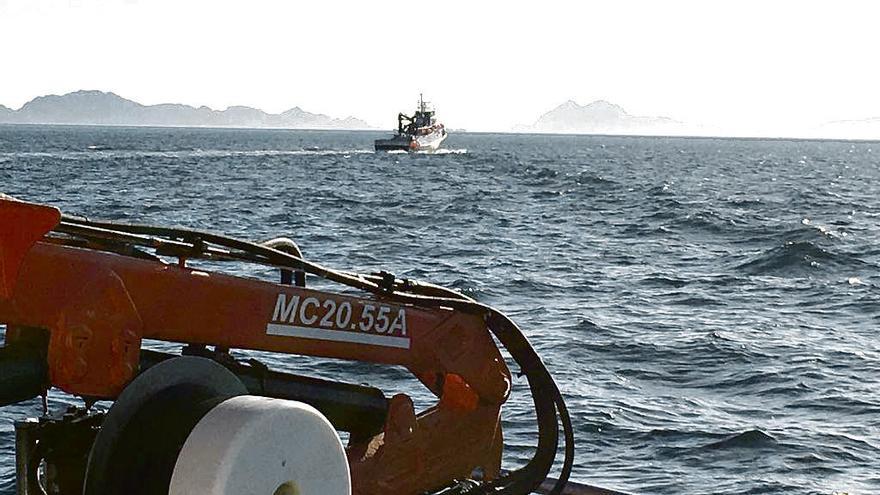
[375,94,448,152]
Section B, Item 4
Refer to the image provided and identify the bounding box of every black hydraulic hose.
[482,311,560,494]
[392,281,575,495]
[56,216,575,494]
[59,219,381,293]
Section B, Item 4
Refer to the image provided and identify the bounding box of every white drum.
[169,395,351,495]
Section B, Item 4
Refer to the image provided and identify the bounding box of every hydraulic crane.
[0,196,575,495]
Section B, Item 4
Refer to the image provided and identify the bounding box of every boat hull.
[413,130,447,151]
[374,135,412,151]
[374,129,447,152]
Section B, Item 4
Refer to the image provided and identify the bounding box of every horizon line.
[2,121,879,144]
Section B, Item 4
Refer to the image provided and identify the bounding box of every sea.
[0,124,878,494]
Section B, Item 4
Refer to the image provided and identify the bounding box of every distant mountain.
[519,99,685,135]
[0,90,374,129]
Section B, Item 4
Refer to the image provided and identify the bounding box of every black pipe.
[139,349,389,440]
[0,343,48,407]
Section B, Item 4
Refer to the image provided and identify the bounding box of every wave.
[519,166,562,188]
[700,429,778,450]
[425,148,467,155]
[574,171,617,186]
[385,148,467,155]
[736,241,867,276]
[639,198,684,221]
[770,221,850,243]
[0,148,377,160]
[585,335,767,375]
[645,183,676,197]
[667,209,740,235]
[666,294,724,307]
[641,275,691,288]
[724,196,766,208]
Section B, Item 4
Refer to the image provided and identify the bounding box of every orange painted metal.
[349,396,504,494]
[0,198,512,494]
[48,268,143,398]
[0,198,60,299]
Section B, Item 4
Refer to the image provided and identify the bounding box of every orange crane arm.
[0,198,510,402]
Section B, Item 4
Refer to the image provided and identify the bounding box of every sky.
[1,0,879,134]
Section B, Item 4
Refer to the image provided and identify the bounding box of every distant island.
[517,99,880,140]
[817,117,880,141]
[0,90,374,130]
[516,100,688,135]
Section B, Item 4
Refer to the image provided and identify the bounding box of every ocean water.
[0,124,878,494]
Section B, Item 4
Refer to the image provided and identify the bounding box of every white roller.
[169,395,351,495]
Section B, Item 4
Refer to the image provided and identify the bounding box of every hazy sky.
[1,0,879,133]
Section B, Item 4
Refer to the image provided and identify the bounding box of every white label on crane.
[267,293,410,349]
